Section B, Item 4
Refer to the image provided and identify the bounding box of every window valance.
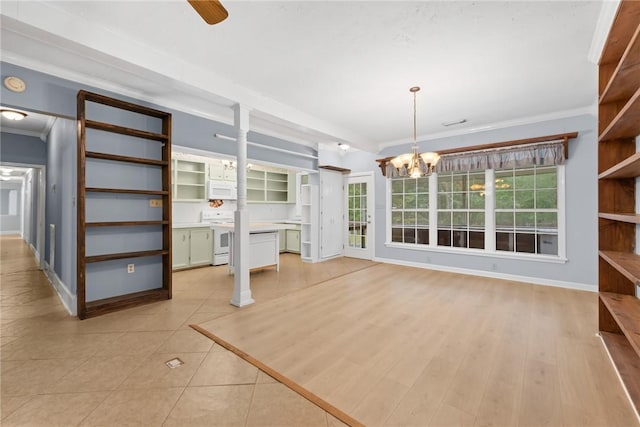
[435,140,565,173]
[377,131,578,177]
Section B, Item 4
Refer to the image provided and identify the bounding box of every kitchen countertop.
[172,223,212,229]
[211,222,298,233]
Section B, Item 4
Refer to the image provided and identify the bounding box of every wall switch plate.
[150,199,162,208]
[127,264,135,273]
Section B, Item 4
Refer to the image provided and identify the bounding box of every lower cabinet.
[172,227,213,270]
[279,229,287,252]
[286,229,301,253]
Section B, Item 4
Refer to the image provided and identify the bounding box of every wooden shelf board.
[599,87,640,142]
[80,90,171,119]
[319,165,352,174]
[83,288,169,319]
[599,152,640,179]
[599,213,640,224]
[600,331,640,414]
[86,187,168,196]
[86,220,169,227]
[600,22,640,104]
[85,119,168,142]
[86,151,167,167]
[600,250,640,286]
[600,293,640,359]
[86,249,168,263]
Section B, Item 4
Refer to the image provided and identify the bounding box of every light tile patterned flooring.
[1,235,373,426]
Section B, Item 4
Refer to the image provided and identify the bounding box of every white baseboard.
[28,243,41,268]
[373,256,596,292]
[0,230,20,235]
[43,261,77,316]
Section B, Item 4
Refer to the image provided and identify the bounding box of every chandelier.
[389,87,440,178]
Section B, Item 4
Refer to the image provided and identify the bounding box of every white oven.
[202,211,234,265]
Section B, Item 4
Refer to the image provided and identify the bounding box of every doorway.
[344,173,374,260]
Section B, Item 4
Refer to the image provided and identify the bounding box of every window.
[436,171,485,249]
[347,182,367,249]
[390,177,429,244]
[387,165,564,259]
[495,166,558,255]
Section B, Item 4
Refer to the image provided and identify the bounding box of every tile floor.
[1,236,371,426]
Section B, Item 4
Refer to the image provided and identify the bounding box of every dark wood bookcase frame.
[77,90,172,319]
[598,0,640,413]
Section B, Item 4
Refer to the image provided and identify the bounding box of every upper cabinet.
[247,166,296,203]
[174,159,207,201]
[208,163,236,182]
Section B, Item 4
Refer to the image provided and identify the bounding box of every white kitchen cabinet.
[279,229,287,252]
[172,227,212,270]
[209,163,236,181]
[286,229,301,253]
[246,166,296,203]
[174,159,207,201]
[320,170,344,259]
[172,229,190,269]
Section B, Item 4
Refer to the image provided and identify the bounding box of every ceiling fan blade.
[188,0,228,25]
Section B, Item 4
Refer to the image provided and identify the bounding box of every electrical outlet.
[127,264,135,273]
[492,263,498,271]
[150,199,162,208]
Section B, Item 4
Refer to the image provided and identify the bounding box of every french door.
[344,173,374,259]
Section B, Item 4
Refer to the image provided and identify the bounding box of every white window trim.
[386,165,567,263]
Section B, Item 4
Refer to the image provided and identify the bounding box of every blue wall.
[0,133,47,165]
[345,114,598,290]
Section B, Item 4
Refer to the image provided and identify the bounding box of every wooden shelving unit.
[598,0,640,415]
[77,90,172,319]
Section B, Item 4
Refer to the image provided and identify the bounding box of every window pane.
[515,190,534,209]
[536,189,557,209]
[438,211,451,227]
[515,233,536,253]
[404,211,416,226]
[417,228,429,245]
[417,193,429,209]
[438,194,452,209]
[538,234,558,255]
[391,195,403,209]
[496,212,513,229]
[405,180,417,194]
[536,212,557,230]
[452,192,468,209]
[348,197,354,209]
[348,210,355,221]
[495,190,513,209]
[470,192,484,209]
[536,168,557,189]
[453,174,468,191]
[453,230,467,248]
[391,180,403,193]
[469,173,485,188]
[417,178,429,192]
[438,229,452,246]
[392,212,403,226]
[416,211,429,226]
[515,212,535,229]
[438,175,452,192]
[353,210,362,222]
[453,211,468,228]
[404,228,416,244]
[469,231,485,249]
[469,212,485,228]
[392,228,403,242]
[404,194,417,210]
[514,169,535,189]
[496,232,514,251]
[353,184,361,196]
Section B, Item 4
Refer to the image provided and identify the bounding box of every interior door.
[320,170,344,259]
[344,173,374,260]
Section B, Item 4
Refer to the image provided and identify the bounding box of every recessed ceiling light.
[441,118,467,127]
[1,110,27,121]
[4,76,26,93]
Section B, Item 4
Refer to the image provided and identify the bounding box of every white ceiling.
[0,1,605,153]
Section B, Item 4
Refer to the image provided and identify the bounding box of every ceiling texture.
[0,1,606,153]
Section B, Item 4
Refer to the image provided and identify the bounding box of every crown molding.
[588,0,620,64]
[377,106,594,152]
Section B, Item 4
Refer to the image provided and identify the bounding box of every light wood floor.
[198,264,639,426]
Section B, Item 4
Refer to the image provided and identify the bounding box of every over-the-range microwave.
[208,180,237,200]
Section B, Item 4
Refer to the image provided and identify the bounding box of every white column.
[230,104,254,307]
[485,168,496,252]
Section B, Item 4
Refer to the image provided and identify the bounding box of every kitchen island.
[211,223,296,274]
